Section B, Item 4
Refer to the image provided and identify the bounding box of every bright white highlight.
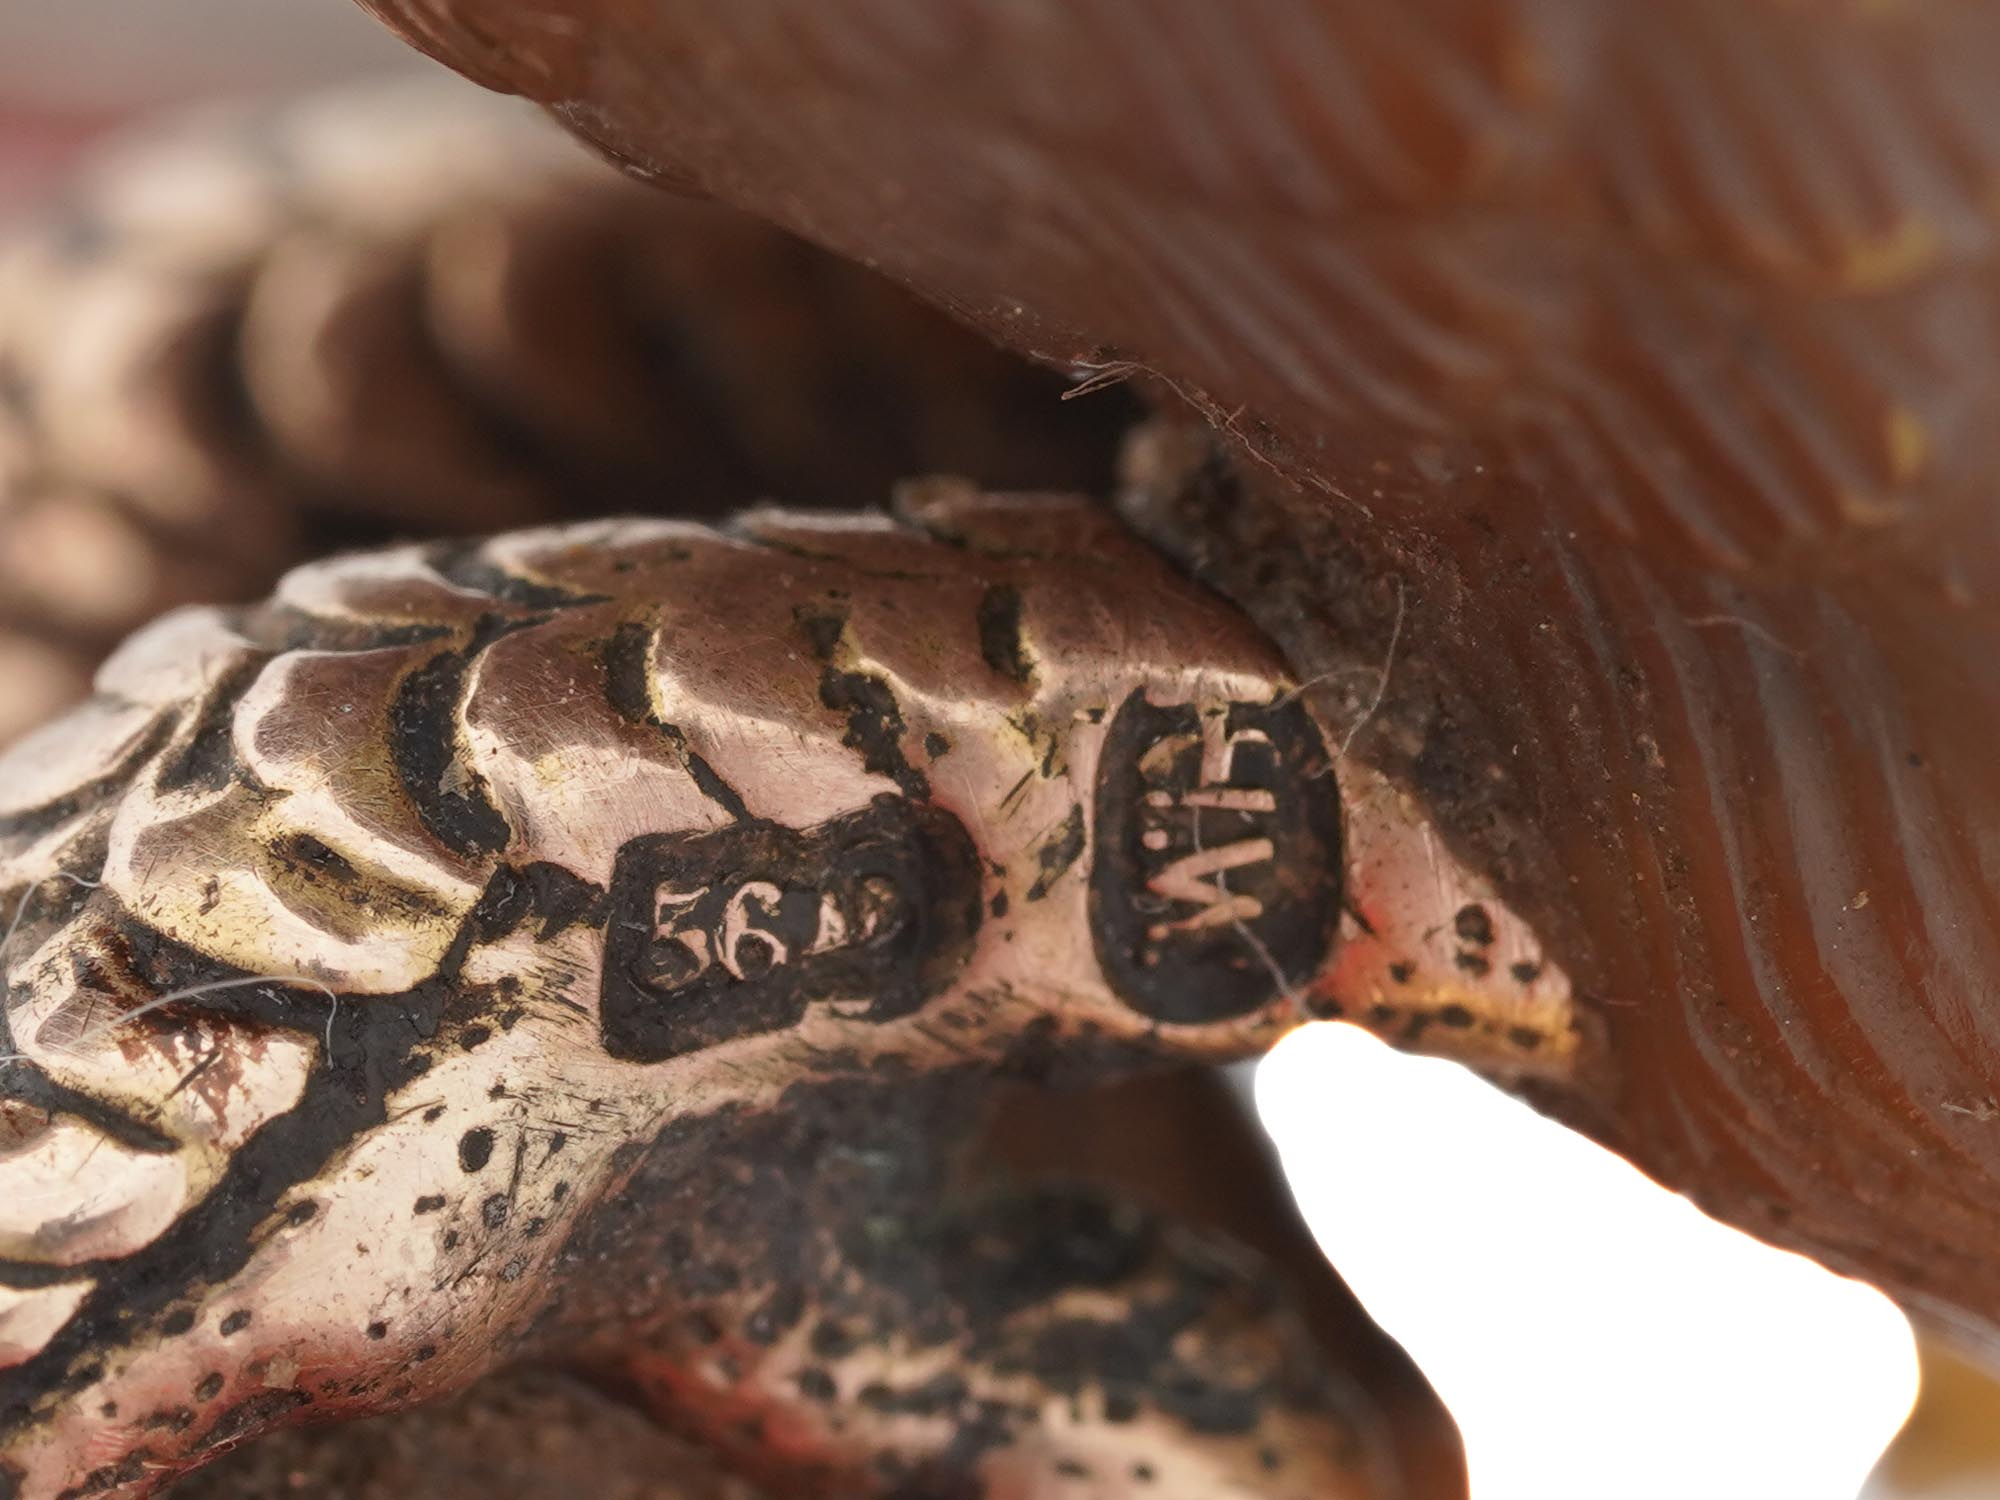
[1255,1023,1920,1500]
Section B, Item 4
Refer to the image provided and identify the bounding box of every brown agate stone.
[358,0,2000,1351]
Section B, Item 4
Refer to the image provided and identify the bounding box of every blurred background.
[0,3,417,205]
[0,4,1985,1496]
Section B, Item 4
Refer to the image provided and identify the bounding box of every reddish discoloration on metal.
[1317,764,1576,1079]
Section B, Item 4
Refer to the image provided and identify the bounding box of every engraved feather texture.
[0,493,1550,1497]
[360,0,2000,1345]
[0,82,1128,749]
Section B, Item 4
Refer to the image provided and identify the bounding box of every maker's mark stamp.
[1091,690,1343,1024]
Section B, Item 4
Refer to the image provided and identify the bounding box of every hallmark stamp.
[1090,690,1343,1023]
[599,797,982,1062]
